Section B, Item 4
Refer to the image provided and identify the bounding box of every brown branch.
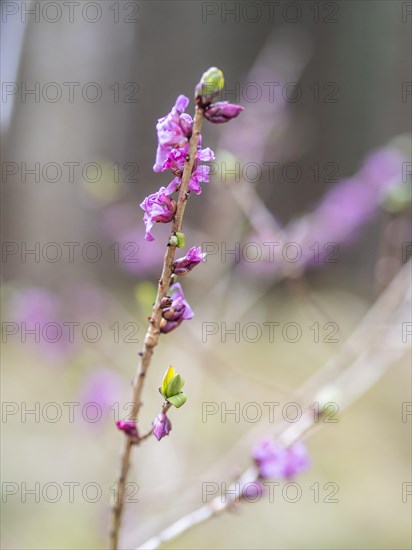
[138,402,172,442]
[110,106,205,550]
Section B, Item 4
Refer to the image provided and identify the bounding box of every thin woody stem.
[139,402,172,441]
[110,106,205,550]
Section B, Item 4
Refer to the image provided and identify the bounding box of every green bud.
[175,232,186,248]
[195,67,224,106]
[382,181,411,213]
[167,393,187,408]
[169,233,185,248]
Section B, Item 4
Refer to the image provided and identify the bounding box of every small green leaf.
[167,393,187,408]
[161,366,175,397]
[166,374,185,398]
[169,235,179,247]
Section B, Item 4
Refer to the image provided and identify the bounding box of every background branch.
[136,260,411,550]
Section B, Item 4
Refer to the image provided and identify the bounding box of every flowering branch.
[109,102,204,550]
[110,68,243,550]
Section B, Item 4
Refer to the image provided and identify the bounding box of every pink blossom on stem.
[152,413,172,441]
[153,95,193,172]
[173,246,206,275]
[164,144,215,196]
[140,186,177,241]
[116,420,139,439]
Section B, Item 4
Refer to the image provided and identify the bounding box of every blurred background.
[1,1,411,549]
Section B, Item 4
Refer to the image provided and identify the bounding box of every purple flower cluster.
[140,95,215,242]
[139,78,243,341]
[141,75,243,242]
[294,146,406,266]
[237,145,406,280]
[252,439,310,479]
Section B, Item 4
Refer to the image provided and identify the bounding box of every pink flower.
[164,145,215,196]
[140,186,177,241]
[173,246,206,275]
[163,147,187,174]
[116,419,138,439]
[153,95,193,172]
[253,439,310,479]
[152,413,172,441]
[187,164,212,195]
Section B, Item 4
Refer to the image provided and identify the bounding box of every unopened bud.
[116,420,139,440]
[195,67,224,106]
[152,413,172,441]
[204,102,244,124]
